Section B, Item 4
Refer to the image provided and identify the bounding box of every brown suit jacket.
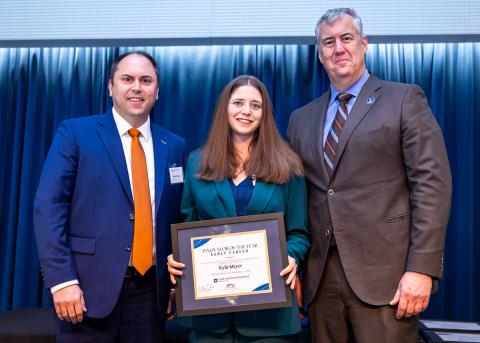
[287,75,452,306]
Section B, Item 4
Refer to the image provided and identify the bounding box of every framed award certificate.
[171,212,292,316]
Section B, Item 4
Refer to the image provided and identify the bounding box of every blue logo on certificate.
[253,283,270,291]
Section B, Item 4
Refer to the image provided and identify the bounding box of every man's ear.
[318,49,324,64]
[362,35,369,54]
[108,79,113,96]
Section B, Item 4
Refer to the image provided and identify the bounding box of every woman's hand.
[167,254,185,285]
[280,256,297,290]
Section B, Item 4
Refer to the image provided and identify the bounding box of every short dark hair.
[110,50,159,84]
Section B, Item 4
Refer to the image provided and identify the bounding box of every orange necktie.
[128,128,153,275]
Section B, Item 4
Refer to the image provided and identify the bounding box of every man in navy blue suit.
[34,51,186,342]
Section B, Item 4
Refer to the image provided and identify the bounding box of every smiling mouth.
[128,97,144,102]
[237,118,253,124]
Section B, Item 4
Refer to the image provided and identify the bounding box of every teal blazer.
[178,151,310,337]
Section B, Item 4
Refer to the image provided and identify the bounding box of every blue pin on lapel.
[367,97,375,105]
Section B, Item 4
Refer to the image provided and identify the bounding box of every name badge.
[169,166,184,184]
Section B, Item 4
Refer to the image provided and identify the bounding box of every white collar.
[112,107,152,142]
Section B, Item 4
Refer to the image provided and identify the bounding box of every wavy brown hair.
[198,75,303,183]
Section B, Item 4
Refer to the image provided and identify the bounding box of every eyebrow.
[322,32,355,40]
[231,98,262,102]
[119,74,154,79]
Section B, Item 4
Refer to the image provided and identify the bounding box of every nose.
[131,80,141,92]
[334,40,346,54]
[241,103,252,115]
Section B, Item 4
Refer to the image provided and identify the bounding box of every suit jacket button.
[325,229,330,236]
[129,213,134,220]
[124,244,132,252]
[327,189,335,196]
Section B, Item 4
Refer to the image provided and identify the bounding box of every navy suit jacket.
[34,110,186,319]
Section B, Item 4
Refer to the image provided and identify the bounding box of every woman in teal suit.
[168,75,310,342]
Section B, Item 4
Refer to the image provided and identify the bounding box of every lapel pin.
[367,97,375,105]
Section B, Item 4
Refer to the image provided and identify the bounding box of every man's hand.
[280,256,297,290]
[53,284,87,323]
[389,271,432,319]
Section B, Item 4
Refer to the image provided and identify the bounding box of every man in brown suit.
[287,8,452,342]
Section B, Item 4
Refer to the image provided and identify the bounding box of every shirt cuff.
[50,280,79,294]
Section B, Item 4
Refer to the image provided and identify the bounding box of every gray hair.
[315,8,364,45]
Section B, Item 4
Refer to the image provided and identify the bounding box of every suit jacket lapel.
[246,181,276,215]
[96,111,133,205]
[214,180,237,217]
[333,76,383,172]
[309,94,331,182]
[151,125,168,216]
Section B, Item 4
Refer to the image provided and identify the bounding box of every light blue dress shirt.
[322,70,370,147]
